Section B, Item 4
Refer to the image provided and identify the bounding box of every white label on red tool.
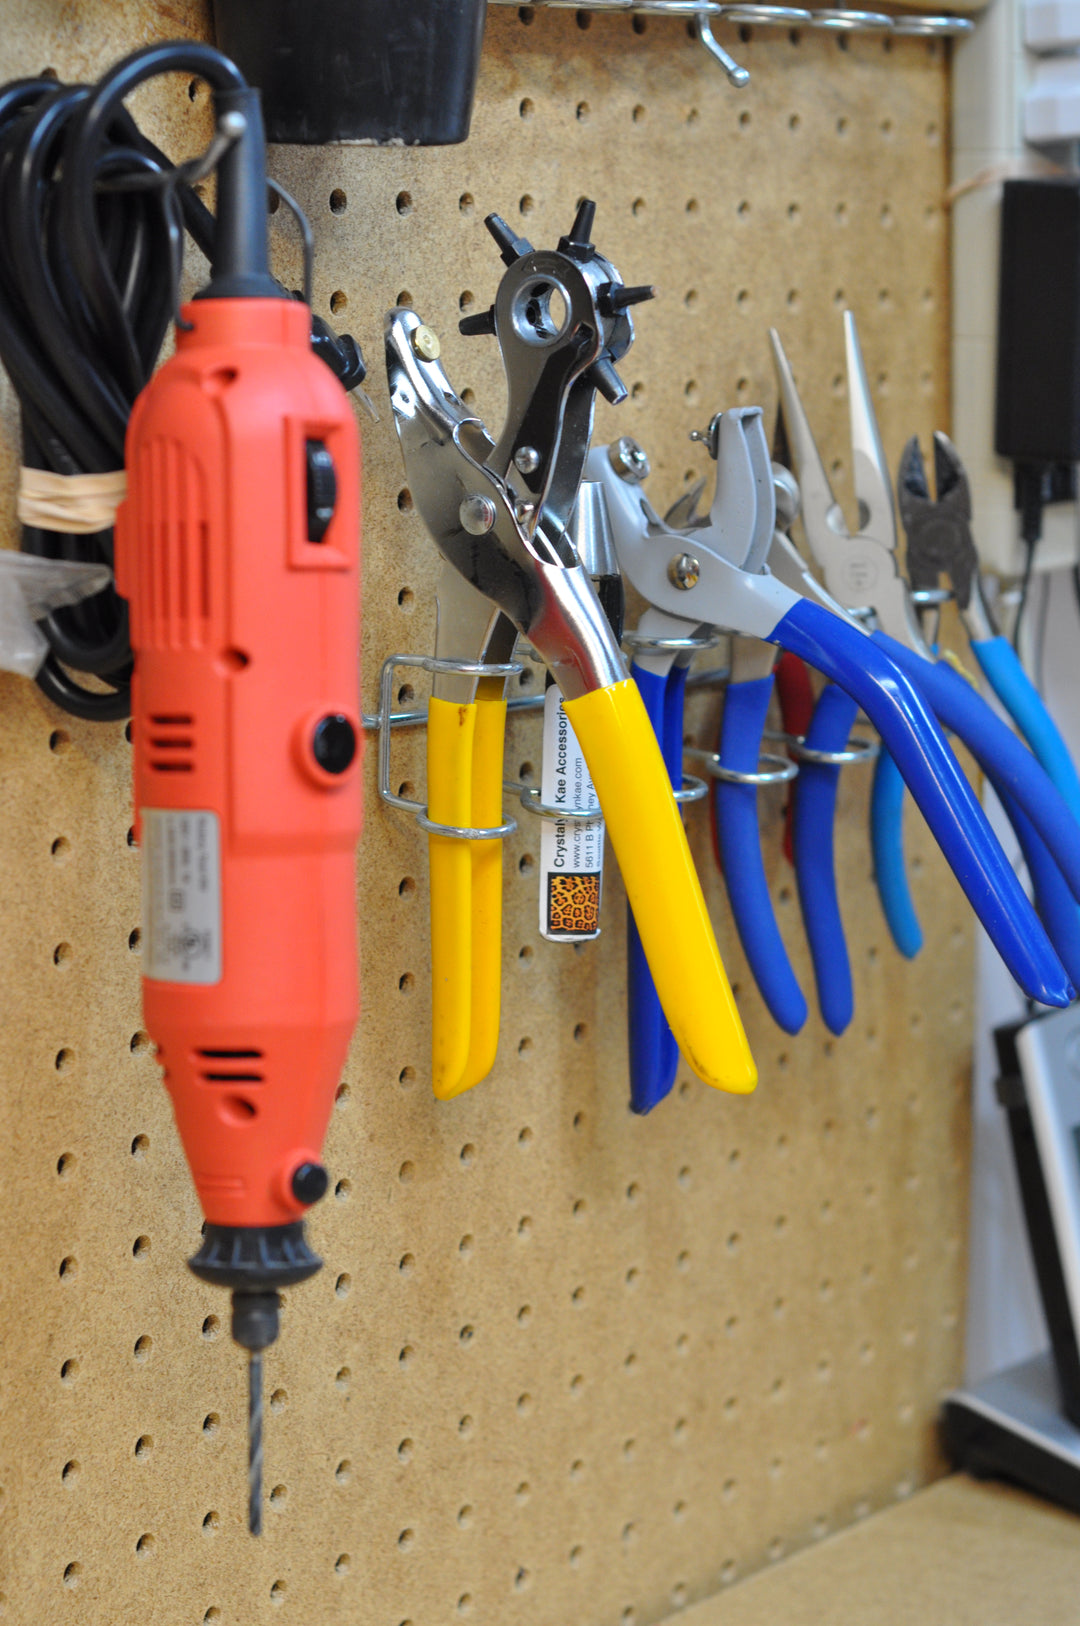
[141,809,222,984]
[538,685,604,941]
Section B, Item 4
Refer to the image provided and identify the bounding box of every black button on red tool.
[312,714,356,774]
[291,1162,329,1205]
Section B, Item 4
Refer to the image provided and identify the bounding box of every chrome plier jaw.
[386,305,624,700]
[769,314,929,655]
[897,431,997,645]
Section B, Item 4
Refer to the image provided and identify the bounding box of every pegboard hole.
[56,1152,75,1178]
[576,101,590,121]
[335,1178,351,1201]
[134,1335,152,1361]
[269,1484,288,1509]
[132,1235,150,1260]
[135,1533,155,1558]
[518,854,535,877]
[58,1256,77,1282]
[514,1567,532,1591]
[458,1595,473,1614]
[52,942,72,968]
[130,1031,152,1055]
[458,1413,473,1435]
[398,871,416,896]
[335,1274,351,1298]
[577,8,592,25]
[399,1344,415,1367]
[518,1126,534,1147]
[202,1413,220,1436]
[131,1134,149,1158]
[517,945,533,965]
[632,12,647,30]
[134,1435,153,1460]
[270,1389,287,1414]
[50,836,70,861]
[336,1367,350,1389]
[398,1066,416,1087]
[397,587,415,611]
[519,97,535,119]
[685,197,700,216]
[459,192,475,214]
[128,928,141,952]
[270,1581,287,1605]
[397,487,414,513]
[329,188,347,215]
[62,1459,79,1483]
[54,1047,75,1073]
[335,1459,352,1484]
[62,1563,81,1589]
[398,1528,416,1550]
[336,1083,352,1109]
[334,1554,351,1576]
[398,1438,414,1463]
[49,729,71,754]
[396,191,413,216]
[329,290,348,315]
[202,1315,220,1340]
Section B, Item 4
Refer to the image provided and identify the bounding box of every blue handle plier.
[591,408,1072,1110]
[893,431,1080,986]
[770,313,1080,1024]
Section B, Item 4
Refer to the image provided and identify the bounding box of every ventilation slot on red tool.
[148,713,196,774]
[196,1048,265,1085]
[134,436,212,650]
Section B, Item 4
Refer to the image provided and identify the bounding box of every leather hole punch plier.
[386,201,757,1098]
[593,402,1072,1104]
[770,314,1080,1021]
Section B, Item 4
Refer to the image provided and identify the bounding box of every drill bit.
[249,1349,263,1536]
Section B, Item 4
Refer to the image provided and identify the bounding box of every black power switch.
[305,439,337,542]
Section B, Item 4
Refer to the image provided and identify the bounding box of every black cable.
[1012,464,1044,658]
[0,45,364,723]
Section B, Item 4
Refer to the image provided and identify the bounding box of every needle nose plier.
[770,314,1080,1021]
[386,202,757,1098]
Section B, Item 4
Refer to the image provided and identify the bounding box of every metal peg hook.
[694,14,751,85]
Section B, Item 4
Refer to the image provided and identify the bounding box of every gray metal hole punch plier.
[385,202,758,1099]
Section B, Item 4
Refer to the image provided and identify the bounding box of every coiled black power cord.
[0,47,364,722]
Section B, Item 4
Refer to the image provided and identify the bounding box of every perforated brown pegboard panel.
[0,5,970,1625]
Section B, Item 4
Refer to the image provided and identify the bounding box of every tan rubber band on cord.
[17,468,127,533]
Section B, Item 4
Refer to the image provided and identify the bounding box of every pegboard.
[0,4,971,1625]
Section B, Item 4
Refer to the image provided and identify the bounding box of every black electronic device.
[944,1003,1080,1514]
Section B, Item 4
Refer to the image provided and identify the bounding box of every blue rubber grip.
[999,786,1080,991]
[874,631,1080,910]
[776,602,1072,1006]
[972,634,1080,821]
[716,676,808,1034]
[870,750,924,959]
[626,662,685,1114]
[791,683,858,1035]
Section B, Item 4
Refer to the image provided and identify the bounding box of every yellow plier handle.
[426,688,508,1099]
[564,679,757,1095]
